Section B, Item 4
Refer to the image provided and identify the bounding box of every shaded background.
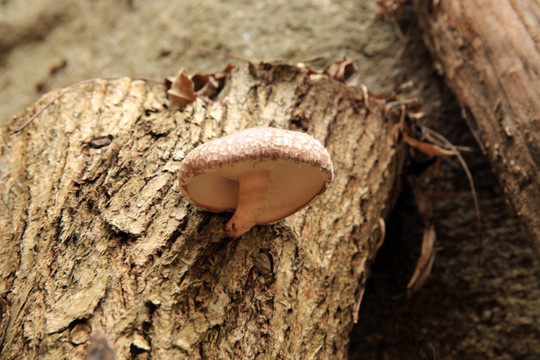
[1,1,538,358]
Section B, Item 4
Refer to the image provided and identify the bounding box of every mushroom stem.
[225,170,270,239]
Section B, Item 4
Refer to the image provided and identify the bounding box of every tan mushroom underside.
[184,159,329,224]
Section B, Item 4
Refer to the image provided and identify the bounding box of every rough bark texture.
[413,0,540,257]
[0,62,406,359]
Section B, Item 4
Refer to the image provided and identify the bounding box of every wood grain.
[414,0,540,257]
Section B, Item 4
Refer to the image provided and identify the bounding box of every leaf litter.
[396,103,483,293]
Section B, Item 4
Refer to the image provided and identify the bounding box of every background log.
[0,62,406,359]
[413,0,540,257]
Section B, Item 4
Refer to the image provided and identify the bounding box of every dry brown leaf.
[191,73,217,98]
[192,64,235,98]
[322,58,358,84]
[407,177,437,293]
[165,68,197,110]
[190,73,210,92]
[353,284,366,324]
[407,223,436,293]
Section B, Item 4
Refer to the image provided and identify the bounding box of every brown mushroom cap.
[179,127,333,225]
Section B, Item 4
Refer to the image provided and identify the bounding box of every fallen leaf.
[407,223,436,293]
[165,69,197,110]
[323,58,358,84]
[353,284,366,324]
[407,177,436,293]
[192,64,235,98]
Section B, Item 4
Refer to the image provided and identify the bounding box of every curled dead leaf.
[323,58,358,85]
[407,177,437,293]
[192,64,235,98]
[165,69,197,110]
[165,65,235,110]
[407,223,436,293]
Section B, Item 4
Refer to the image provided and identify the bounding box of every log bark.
[413,0,540,257]
[0,62,406,359]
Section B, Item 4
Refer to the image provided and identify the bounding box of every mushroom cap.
[178,127,334,224]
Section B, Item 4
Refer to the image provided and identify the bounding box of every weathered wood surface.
[413,0,540,257]
[0,62,406,359]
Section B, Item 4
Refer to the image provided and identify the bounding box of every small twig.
[385,97,419,112]
[423,130,474,152]
[9,81,87,135]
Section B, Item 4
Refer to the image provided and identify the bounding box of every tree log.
[0,62,406,359]
[413,0,540,257]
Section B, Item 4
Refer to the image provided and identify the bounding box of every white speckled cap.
[179,127,334,224]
